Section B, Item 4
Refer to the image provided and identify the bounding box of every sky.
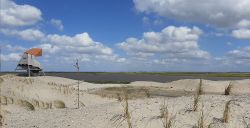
[1,0,250,72]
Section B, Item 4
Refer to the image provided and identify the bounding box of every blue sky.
[1,0,250,72]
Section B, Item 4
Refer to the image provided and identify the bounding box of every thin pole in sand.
[28,54,30,77]
[74,59,80,109]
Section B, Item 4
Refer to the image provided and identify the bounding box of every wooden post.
[28,54,30,77]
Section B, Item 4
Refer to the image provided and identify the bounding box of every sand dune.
[1,74,250,128]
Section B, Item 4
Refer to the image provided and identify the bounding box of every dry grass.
[22,78,34,84]
[0,77,3,83]
[159,102,176,128]
[243,117,250,128]
[0,96,7,105]
[193,79,202,111]
[193,94,199,111]
[225,81,233,95]
[199,79,203,95]
[116,93,122,102]
[0,114,2,127]
[31,100,39,107]
[197,103,204,128]
[223,100,231,123]
[17,100,35,111]
[53,100,66,108]
[123,90,132,128]
[110,90,133,128]
[90,86,187,100]
[7,97,13,104]
[143,88,150,98]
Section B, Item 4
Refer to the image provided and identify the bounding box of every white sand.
[1,74,250,128]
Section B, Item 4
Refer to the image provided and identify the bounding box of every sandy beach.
[1,74,250,128]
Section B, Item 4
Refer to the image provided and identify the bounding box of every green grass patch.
[85,80,131,84]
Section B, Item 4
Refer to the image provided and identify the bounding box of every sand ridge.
[1,74,250,128]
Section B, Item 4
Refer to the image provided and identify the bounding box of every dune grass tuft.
[159,102,176,128]
[243,117,250,128]
[0,96,7,105]
[223,100,231,123]
[193,79,202,111]
[0,77,3,83]
[110,90,133,128]
[197,103,205,128]
[32,100,39,107]
[7,97,13,104]
[116,93,122,102]
[0,114,2,127]
[123,90,132,128]
[143,88,150,98]
[53,100,66,108]
[225,81,233,95]
[17,100,35,111]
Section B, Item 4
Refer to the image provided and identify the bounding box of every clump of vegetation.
[0,96,7,105]
[53,100,66,108]
[23,78,34,84]
[225,81,233,95]
[159,102,176,128]
[123,90,132,128]
[0,114,2,127]
[116,93,122,102]
[17,100,35,111]
[193,79,202,111]
[32,100,39,107]
[243,117,250,128]
[0,77,3,83]
[110,90,133,128]
[193,94,199,111]
[223,100,231,123]
[143,88,150,98]
[7,97,13,104]
[85,81,131,84]
[197,106,204,128]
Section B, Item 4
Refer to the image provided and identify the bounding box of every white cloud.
[133,0,250,28]
[227,46,250,59]
[37,32,124,63]
[0,28,45,41]
[232,29,250,39]
[117,26,209,60]
[237,19,250,28]
[44,33,113,55]
[45,33,94,47]
[50,19,64,31]
[1,53,21,62]
[0,0,42,27]
[3,44,26,52]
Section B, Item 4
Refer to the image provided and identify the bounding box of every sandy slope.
[1,74,250,128]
